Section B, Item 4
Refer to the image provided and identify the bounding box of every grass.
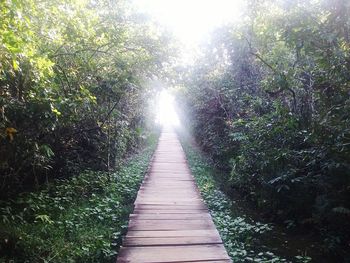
[0,134,158,263]
[180,138,312,263]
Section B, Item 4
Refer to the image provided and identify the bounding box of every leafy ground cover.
[181,136,315,263]
[0,134,158,263]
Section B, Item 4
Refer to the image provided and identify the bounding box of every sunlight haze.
[156,90,180,126]
[133,0,246,62]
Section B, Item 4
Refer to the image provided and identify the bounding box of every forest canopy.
[0,0,174,197]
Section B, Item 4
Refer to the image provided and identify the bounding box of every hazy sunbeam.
[156,90,180,127]
[133,0,245,62]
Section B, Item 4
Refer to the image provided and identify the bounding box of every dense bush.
[0,133,157,262]
[0,0,173,198]
[181,139,291,262]
[177,0,350,259]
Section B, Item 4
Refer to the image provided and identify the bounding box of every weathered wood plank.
[123,236,222,246]
[118,244,230,262]
[128,219,216,231]
[126,229,221,238]
[132,209,206,214]
[134,204,207,210]
[129,213,211,220]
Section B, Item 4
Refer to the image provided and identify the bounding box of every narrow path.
[117,129,231,263]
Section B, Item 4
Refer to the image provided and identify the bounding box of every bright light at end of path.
[156,90,180,127]
[133,0,245,46]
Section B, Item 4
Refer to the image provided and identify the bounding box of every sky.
[133,0,246,63]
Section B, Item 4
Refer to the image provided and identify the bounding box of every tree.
[0,0,174,197]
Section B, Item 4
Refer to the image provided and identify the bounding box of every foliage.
[0,0,174,198]
[181,137,315,263]
[177,0,350,260]
[0,133,158,262]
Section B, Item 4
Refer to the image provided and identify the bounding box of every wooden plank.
[149,169,191,173]
[117,245,230,262]
[129,218,214,224]
[133,209,206,214]
[128,219,215,231]
[134,204,207,210]
[123,236,222,246]
[129,213,211,220]
[128,221,215,231]
[134,200,204,206]
[126,229,221,238]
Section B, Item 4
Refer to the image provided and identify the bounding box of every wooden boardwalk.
[117,130,231,263]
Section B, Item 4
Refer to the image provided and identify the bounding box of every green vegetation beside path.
[181,136,314,263]
[176,1,350,260]
[0,134,158,263]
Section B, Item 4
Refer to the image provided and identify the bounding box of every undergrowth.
[0,134,158,263]
[181,139,312,263]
